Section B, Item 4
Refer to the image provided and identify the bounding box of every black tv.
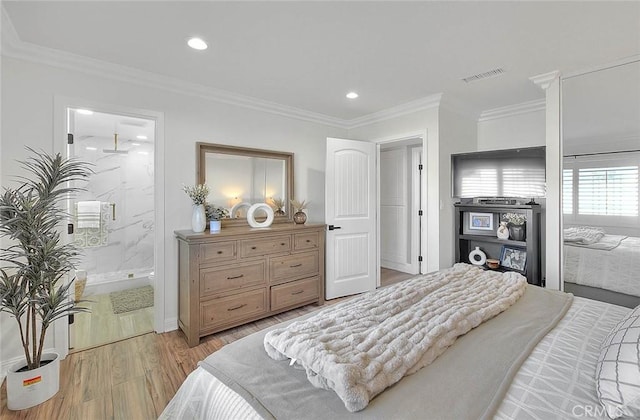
[451,146,546,199]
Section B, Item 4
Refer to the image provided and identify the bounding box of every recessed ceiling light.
[136,135,147,140]
[85,146,97,151]
[138,151,149,156]
[187,37,208,50]
[346,92,359,99]
[131,142,141,146]
[76,109,93,115]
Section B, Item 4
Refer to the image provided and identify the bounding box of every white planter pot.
[191,204,206,233]
[209,220,221,232]
[7,352,60,410]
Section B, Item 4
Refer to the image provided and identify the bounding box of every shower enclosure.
[69,108,155,297]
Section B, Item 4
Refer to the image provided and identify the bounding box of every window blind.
[578,166,638,216]
[563,169,573,215]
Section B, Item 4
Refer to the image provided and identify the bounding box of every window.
[563,169,573,215]
[578,166,638,216]
[563,153,640,226]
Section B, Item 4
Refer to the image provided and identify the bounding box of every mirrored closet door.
[561,60,640,308]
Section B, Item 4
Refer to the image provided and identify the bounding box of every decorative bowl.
[486,259,500,269]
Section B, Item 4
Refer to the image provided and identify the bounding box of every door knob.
[328,225,342,231]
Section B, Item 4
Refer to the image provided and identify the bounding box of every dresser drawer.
[240,235,291,258]
[271,277,319,311]
[200,241,236,264]
[294,232,320,251]
[270,251,319,285]
[200,288,267,330]
[200,262,266,296]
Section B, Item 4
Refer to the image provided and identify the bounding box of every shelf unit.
[454,203,542,286]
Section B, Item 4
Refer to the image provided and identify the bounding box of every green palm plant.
[0,149,91,370]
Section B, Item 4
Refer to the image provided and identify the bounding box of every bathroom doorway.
[66,107,156,351]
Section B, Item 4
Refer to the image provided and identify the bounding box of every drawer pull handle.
[227,274,245,280]
[227,304,247,311]
[280,243,286,246]
[217,250,223,254]
[291,290,304,295]
[306,239,311,243]
[289,263,303,268]
[251,246,257,250]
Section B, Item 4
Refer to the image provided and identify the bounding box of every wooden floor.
[72,292,154,351]
[1,268,413,419]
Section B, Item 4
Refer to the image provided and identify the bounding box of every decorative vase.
[293,211,307,224]
[7,353,60,410]
[274,208,285,216]
[191,204,206,233]
[209,220,221,233]
[468,246,487,266]
[508,224,525,241]
[497,221,509,240]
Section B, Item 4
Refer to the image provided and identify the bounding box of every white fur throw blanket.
[564,225,605,244]
[264,263,526,412]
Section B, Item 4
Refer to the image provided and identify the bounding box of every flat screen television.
[451,146,546,199]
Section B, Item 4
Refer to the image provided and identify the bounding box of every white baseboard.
[164,317,178,332]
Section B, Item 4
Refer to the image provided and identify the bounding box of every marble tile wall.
[74,138,154,277]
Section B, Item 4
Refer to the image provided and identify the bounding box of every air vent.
[462,68,506,83]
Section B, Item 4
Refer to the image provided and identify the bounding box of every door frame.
[53,96,165,359]
[375,130,432,280]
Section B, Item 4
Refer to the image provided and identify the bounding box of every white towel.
[77,200,101,229]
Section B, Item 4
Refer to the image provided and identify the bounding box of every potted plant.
[0,149,91,410]
[502,212,526,241]
[271,197,286,216]
[290,199,309,224]
[182,184,209,233]
[205,203,229,232]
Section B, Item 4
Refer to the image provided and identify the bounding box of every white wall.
[0,56,346,370]
[437,106,478,267]
[477,110,545,151]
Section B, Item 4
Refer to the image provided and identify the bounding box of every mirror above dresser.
[197,143,294,226]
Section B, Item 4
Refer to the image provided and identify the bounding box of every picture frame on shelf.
[500,245,527,272]
[469,212,493,231]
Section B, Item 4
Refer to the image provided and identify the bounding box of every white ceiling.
[3,1,640,121]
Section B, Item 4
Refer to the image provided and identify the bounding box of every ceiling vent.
[462,68,506,83]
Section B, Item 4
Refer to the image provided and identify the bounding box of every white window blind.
[563,169,573,215]
[578,166,638,216]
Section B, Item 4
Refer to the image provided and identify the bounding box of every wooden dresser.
[175,223,325,347]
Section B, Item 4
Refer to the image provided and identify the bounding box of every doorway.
[378,138,423,277]
[67,108,156,351]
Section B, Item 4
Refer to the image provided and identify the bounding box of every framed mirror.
[197,142,294,226]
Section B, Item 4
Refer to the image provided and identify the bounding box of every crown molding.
[529,70,561,90]
[1,7,452,132]
[478,98,545,122]
[345,93,443,130]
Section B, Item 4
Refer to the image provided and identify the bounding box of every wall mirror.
[197,142,294,226]
[561,59,640,308]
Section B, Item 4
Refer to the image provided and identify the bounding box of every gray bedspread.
[199,285,572,420]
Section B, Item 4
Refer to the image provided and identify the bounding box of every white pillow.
[595,304,640,419]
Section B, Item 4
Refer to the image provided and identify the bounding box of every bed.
[563,233,640,303]
[160,265,636,420]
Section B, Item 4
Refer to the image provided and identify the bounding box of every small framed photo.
[469,212,493,231]
[500,246,527,272]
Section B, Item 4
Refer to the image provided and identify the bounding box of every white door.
[325,137,377,299]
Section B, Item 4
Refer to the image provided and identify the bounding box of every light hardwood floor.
[1,268,414,419]
[72,292,154,351]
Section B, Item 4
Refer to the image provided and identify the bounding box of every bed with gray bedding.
[160,266,631,420]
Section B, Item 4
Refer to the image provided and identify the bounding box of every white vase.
[209,220,221,233]
[7,352,60,410]
[468,246,487,266]
[191,204,206,233]
[497,221,510,239]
